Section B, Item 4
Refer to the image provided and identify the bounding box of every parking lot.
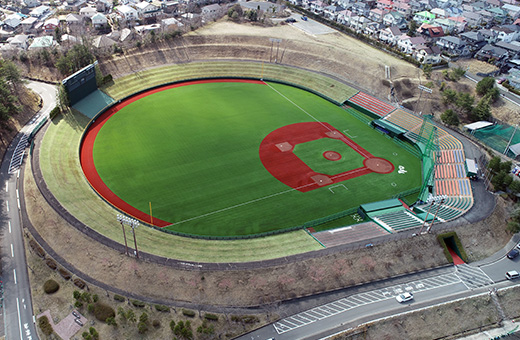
[273,267,493,335]
[286,14,336,35]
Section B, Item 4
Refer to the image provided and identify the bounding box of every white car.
[396,292,414,303]
[506,270,519,280]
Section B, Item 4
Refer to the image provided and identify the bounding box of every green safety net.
[472,124,520,156]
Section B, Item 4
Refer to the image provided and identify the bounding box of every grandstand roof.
[464,121,493,131]
[373,119,407,135]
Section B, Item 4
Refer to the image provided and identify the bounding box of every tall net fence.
[417,116,439,201]
[472,124,520,156]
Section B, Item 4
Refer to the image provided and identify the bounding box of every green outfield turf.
[92,81,422,237]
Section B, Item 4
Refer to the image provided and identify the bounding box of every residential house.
[383,11,407,29]
[201,4,222,20]
[417,23,444,42]
[96,0,112,12]
[476,9,494,23]
[397,34,426,53]
[431,7,448,19]
[324,5,345,20]
[491,25,520,42]
[61,34,78,45]
[496,41,520,59]
[336,0,355,9]
[379,25,402,44]
[351,2,371,17]
[460,31,487,53]
[376,0,393,10]
[413,10,435,24]
[117,5,138,21]
[4,14,23,30]
[350,15,370,31]
[161,17,183,31]
[478,28,498,43]
[43,17,59,33]
[468,1,487,12]
[136,1,160,19]
[91,13,107,28]
[120,27,134,43]
[7,34,29,49]
[475,43,509,61]
[29,5,49,18]
[433,16,466,33]
[414,44,442,63]
[506,68,520,89]
[65,13,83,26]
[28,35,55,49]
[462,11,483,27]
[162,1,180,14]
[393,2,411,17]
[486,0,501,9]
[310,0,327,14]
[92,35,116,49]
[503,4,520,19]
[20,16,37,33]
[23,0,40,8]
[487,7,509,23]
[135,23,161,35]
[80,6,98,18]
[436,36,470,55]
[337,9,354,25]
[64,0,87,11]
[365,21,384,35]
[369,8,389,22]
[409,0,426,13]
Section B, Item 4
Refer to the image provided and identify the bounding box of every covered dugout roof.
[464,121,493,131]
[360,198,402,213]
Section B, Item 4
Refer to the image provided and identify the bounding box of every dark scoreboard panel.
[62,62,98,105]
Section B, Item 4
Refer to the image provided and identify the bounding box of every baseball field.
[81,79,422,237]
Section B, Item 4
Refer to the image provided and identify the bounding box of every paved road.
[238,239,520,340]
[1,81,56,340]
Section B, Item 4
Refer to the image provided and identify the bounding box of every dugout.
[371,119,407,138]
[358,198,403,219]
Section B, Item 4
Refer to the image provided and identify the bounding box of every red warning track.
[259,122,394,192]
[80,79,265,227]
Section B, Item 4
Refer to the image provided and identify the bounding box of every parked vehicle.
[507,248,519,259]
[506,270,519,280]
[301,16,307,21]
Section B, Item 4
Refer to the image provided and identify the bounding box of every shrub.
[204,313,218,321]
[113,294,125,302]
[131,299,146,308]
[49,105,61,120]
[182,309,196,317]
[43,280,60,294]
[73,290,81,300]
[87,304,94,313]
[73,278,86,289]
[45,258,57,270]
[92,294,99,303]
[106,316,117,326]
[231,315,259,324]
[93,303,115,322]
[170,320,176,331]
[138,321,149,334]
[155,304,170,312]
[38,315,53,335]
[58,268,71,280]
[74,301,83,308]
[29,239,45,258]
[152,319,160,328]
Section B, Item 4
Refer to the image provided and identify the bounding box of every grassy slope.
[102,61,358,103]
[39,109,322,262]
[93,81,421,236]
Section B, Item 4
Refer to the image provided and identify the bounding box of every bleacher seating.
[348,92,396,117]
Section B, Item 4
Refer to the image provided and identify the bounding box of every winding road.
[1,81,56,340]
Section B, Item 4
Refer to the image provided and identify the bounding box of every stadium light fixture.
[117,214,140,258]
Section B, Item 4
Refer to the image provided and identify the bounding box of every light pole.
[117,214,140,258]
[117,214,129,256]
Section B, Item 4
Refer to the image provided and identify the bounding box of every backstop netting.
[416,115,438,201]
[472,124,520,157]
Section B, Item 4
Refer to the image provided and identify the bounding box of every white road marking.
[14,269,17,284]
[17,298,23,340]
[5,181,8,192]
[8,221,11,233]
[6,201,9,212]
[16,189,19,199]
[11,244,14,257]
[17,198,20,210]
